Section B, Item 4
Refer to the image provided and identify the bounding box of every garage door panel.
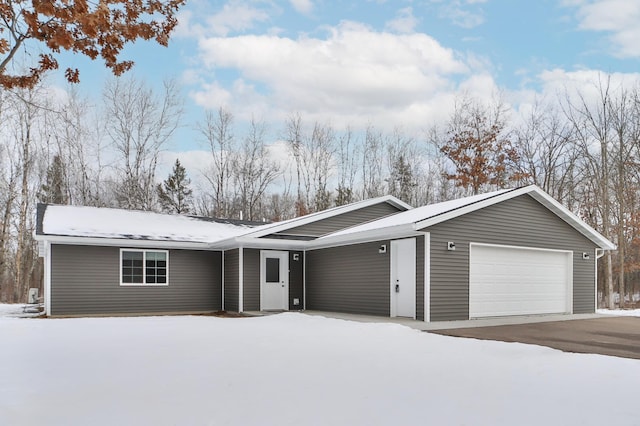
[470,244,571,318]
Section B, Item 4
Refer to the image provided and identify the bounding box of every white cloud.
[385,7,419,34]
[437,0,486,29]
[567,0,640,58]
[290,0,314,15]
[191,21,491,131]
[175,0,272,38]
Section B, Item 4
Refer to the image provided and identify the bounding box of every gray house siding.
[243,249,260,311]
[289,251,304,310]
[306,241,391,316]
[224,249,239,312]
[50,245,222,316]
[267,203,401,238]
[424,194,597,321]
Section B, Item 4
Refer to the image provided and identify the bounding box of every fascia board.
[413,185,616,251]
[243,196,411,238]
[527,188,617,250]
[213,236,307,251]
[307,223,418,250]
[35,235,213,250]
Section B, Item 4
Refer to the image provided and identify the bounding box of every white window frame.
[120,248,169,287]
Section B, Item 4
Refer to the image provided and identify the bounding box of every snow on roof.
[323,188,514,238]
[41,205,253,243]
[240,195,411,238]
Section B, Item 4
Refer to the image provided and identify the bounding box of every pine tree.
[39,155,68,204]
[157,159,193,214]
[387,155,416,204]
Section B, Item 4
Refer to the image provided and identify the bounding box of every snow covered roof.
[324,188,513,239]
[37,204,255,245]
[237,195,412,239]
[313,186,616,250]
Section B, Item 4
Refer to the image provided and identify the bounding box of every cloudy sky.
[56,0,640,157]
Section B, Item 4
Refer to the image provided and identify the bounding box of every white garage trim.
[469,243,573,319]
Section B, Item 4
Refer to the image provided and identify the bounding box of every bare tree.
[562,75,616,308]
[198,107,235,217]
[232,117,281,220]
[362,125,385,199]
[103,76,182,211]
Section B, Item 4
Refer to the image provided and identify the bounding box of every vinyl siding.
[306,241,391,316]
[424,194,597,321]
[50,245,222,316]
[224,249,239,312]
[268,203,401,238]
[289,251,304,309]
[243,249,260,311]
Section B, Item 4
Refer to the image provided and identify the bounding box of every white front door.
[391,238,416,318]
[260,251,289,311]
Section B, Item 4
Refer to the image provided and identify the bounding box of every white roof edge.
[413,185,616,250]
[210,236,307,251]
[306,224,418,250]
[241,195,412,238]
[34,234,213,250]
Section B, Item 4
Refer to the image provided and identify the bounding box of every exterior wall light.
[447,242,456,251]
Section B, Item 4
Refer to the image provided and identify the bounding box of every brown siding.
[289,251,304,309]
[306,241,391,316]
[269,202,401,238]
[50,245,222,316]
[424,194,597,321]
[243,248,260,311]
[224,249,239,312]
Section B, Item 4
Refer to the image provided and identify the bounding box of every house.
[35,185,615,321]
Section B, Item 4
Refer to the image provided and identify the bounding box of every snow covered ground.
[597,308,640,317]
[0,306,638,425]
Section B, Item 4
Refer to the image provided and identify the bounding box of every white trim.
[414,186,615,250]
[119,248,169,287]
[307,225,420,251]
[238,247,244,312]
[212,236,307,251]
[35,234,211,250]
[44,241,51,315]
[424,232,430,322]
[469,242,573,317]
[241,195,412,239]
[303,250,307,310]
[595,248,599,312]
[221,250,225,311]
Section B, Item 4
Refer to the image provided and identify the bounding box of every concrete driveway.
[431,316,640,360]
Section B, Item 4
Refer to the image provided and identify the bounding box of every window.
[120,249,168,286]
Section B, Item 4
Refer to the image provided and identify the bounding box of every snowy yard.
[0,306,639,426]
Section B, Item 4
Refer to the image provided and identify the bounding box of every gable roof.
[313,185,616,250]
[237,195,412,239]
[35,204,256,248]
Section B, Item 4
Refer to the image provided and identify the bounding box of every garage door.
[469,244,572,318]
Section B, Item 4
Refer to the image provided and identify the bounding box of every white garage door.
[469,244,572,318]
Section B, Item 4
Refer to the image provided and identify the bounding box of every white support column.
[424,232,430,322]
[44,241,52,316]
[221,251,225,311]
[238,247,244,313]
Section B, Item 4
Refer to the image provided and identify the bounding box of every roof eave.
[34,234,214,250]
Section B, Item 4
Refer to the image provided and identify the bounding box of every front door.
[260,251,289,310]
[391,238,416,318]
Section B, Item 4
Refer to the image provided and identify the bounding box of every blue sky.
[53,0,640,159]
